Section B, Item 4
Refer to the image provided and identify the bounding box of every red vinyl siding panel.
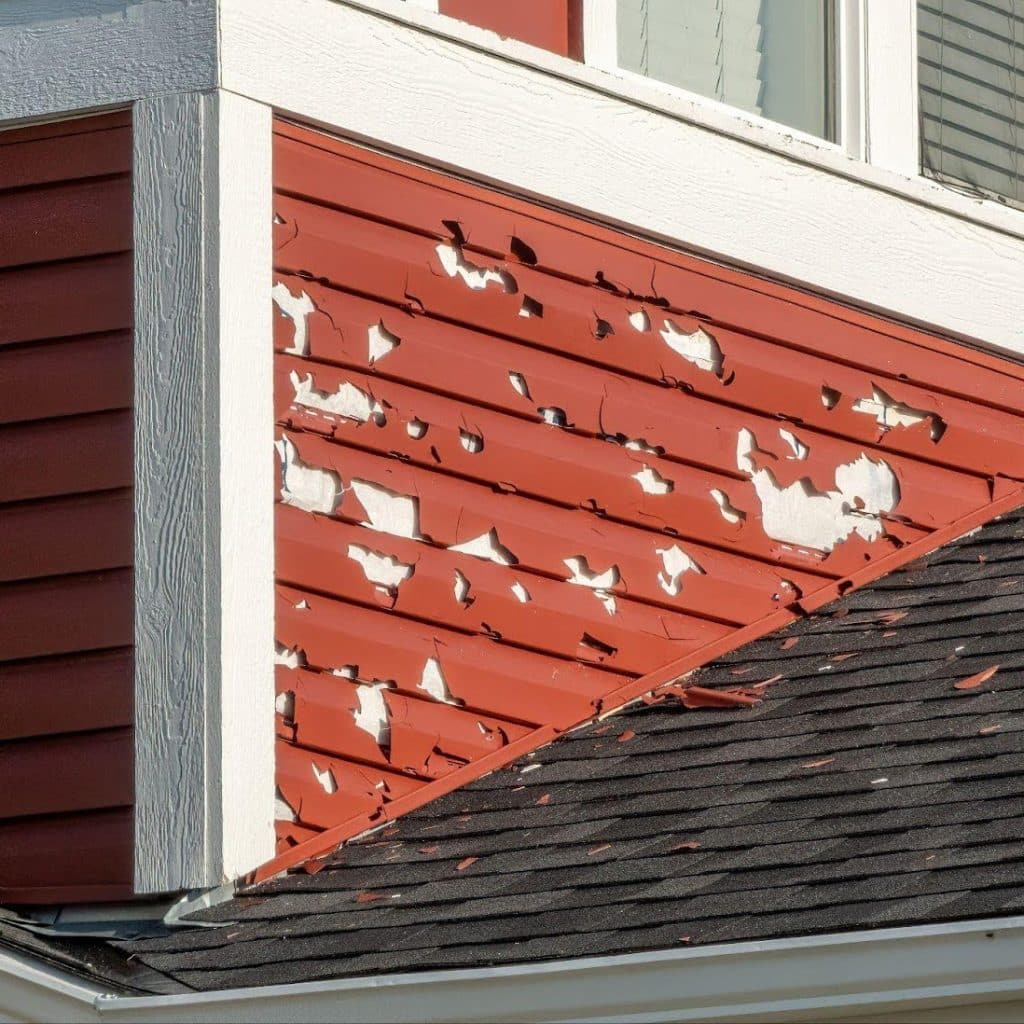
[0,112,134,904]
[269,118,1024,867]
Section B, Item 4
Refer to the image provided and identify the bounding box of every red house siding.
[269,118,1024,869]
[0,113,135,904]
[438,0,582,58]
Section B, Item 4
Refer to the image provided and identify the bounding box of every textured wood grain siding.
[0,112,134,904]
[269,119,1024,862]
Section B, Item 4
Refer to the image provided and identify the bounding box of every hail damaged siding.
[271,118,1024,859]
[0,113,134,904]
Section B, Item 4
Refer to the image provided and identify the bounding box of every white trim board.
[221,0,1024,356]
[133,89,275,893]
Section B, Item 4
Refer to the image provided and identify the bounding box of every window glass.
[616,0,837,140]
[919,0,1024,208]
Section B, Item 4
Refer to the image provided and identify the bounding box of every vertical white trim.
[863,0,919,175]
[582,0,618,71]
[133,90,275,893]
[212,91,276,882]
[838,0,867,160]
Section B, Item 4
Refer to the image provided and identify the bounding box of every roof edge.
[253,484,1024,882]
[13,915,1024,1023]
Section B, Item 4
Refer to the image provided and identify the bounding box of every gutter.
[6,917,1024,1023]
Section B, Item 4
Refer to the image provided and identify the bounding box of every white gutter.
[6,916,1024,1023]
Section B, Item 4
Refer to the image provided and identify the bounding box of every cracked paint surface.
[268,119,1024,861]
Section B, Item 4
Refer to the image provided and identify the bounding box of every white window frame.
[583,0,919,174]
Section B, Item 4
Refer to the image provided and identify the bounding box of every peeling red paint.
[267,119,1024,875]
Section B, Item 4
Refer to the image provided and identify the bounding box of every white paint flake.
[710,488,745,524]
[436,242,514,291]
[275,788,297,822]
[331,665,358,679]
[453,569,472,604]
[419,656,463,705]
[294,600,310,610]
[509,371,532,399]
[290,371,384,424]
[511,580,531,603]
[275,691,295,720]
[659,320,724,376]
[779,429,809,460]
[633,464,674,495]
[272,282,316,357]
[656,545,704,597]
[628,309,650,332]
[406,419,428,439]
[274,643,307,669]
[353,682,391,745]
[852,385,944,439]
[350,479,422,539]
[276,436,341,514]
[539,407,568,427]
[311,762,338,794]
[449,528,517,565]
[368,321,400,364]
[347,544,413,594]
[460,429,484,453]
[564,556,620,615]
[736,428,900,552]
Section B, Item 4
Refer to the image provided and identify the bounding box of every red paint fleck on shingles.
[617,730,636,743]
[418,845,439,854]
[588,844,612,856]
[877,610,909,625]
[455,856,479,871]
[356,891,383,903]
[781,637,800,650]
[978,724,1002,735]
[671,840,701,851]
[954,665,999,690]
[535,793,552,805]
[801,757,836,769]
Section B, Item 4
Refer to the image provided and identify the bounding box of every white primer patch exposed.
[275,788,297,822]
[368,321,400,364]
[312,762,338,794]
[656,545,704,596]
[274,643,307,669]
[275,691,295,720]
[276,436,341,514]
[290,371,384,424]
[272,282,316,357]
[511,580,531,603]
[347,543,413,594]
[351,479,422,539]
[852,385,944,439]
[633,464,674,495]
[779,429,809,460]
[539,407,568,427]
[628,309,650,332]
[460,429,484,453]
[406,418,428,439]
[453,569,472,604]
[659,320,724,376]
[737,428,900,552]
[449,528,517,565]
[419,656,463,705]
[331,665,358,679]
[564,556,620,614]
[436,242,514,291]
[353,682,391,745]
[710,488,745,524]
[509,371,531,399]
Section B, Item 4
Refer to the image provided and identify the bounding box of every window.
[612,0,837,141]
[918,0,1024,208]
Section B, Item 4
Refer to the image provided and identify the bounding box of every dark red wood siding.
[268,118,1024,871]
[0,113,134,904]
[438,0,582,58]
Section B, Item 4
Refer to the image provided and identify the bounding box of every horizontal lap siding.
[0,112,134,904]
[271,119,1024,855]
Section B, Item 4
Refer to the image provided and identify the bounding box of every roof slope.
[83,507,1024,987]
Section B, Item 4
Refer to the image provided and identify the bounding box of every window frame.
[582,0,920,174]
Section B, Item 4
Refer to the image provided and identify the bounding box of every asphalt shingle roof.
[105,506,1024,992]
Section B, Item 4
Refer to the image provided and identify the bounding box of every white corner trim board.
[218,0,1024,355]
[133,90,276,893]
[7,916,1024,1023]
